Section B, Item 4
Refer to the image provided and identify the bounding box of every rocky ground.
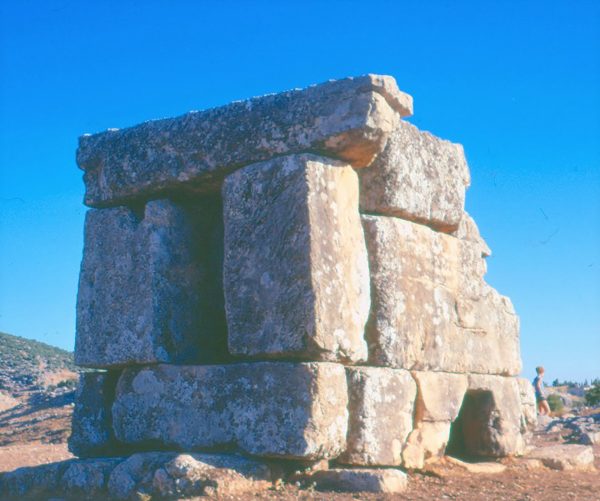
[1,403,599,499]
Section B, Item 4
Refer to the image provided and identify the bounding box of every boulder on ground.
[528,444,595,471]
[339,367,416,466]
[75,197,227,368]
[112,362,348,460]
[78,74,412,207]
[359,120,470,232]
[309,468,408,493]
[362,214,520,375]
[223,154,370,363]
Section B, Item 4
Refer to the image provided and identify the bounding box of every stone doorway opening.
[446,390,496,460]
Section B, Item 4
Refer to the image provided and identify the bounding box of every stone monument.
[0,75,536,499]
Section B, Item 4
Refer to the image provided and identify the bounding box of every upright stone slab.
[77,75,413,207]
[339,367,416,466]
[362,214,521,375]
[112,362,348,460]
[75,197,227,368]
[359,121,470,232]
[412,371,468,422]
[69,372,121,457]
[223,154,370,363]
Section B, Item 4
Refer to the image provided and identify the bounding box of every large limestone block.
[528,445,595,471]
[516,377,537,434]
[452,211,492,257]
[68,372,120,457]
[339,367,416,466]
[75,197,227,368]
[77,75,412,207]
[223,154,370,363]
[362,215,521,375]
[359,120,470,232]
[462,374,527,457]
[412,371,468,422]
[112,362,348,460]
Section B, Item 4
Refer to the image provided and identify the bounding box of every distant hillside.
[0,332,79,394]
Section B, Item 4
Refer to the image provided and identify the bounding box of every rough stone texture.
[108,452,271,499]
[452,211,492,257]
[0,454,270,500]
[112,362,348,459]
[412,371,468,422]
[77,75,412,207]
[362,214,521,375]
[528,445,595,471]
[402,421,452,469]
[0,458,121,501]
[339,367,416,466]
[223,154,370,363]
[359,120,470,232]
[461,374,526,457]
[516,377,537,435]
[68,372,121,457]
[445,456,507,474]
[309,468,408,493]
[75,197,227,368]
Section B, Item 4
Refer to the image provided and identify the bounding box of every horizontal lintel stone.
[77,74,412,207]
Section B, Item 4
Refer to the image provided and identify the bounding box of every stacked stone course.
[10,74,537,497]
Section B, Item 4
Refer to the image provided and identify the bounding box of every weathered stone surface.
[75,197,227,368]
[223,154,370,363]
[68,372,121,457]
[459,375,526,457]
[412,371,468,422]
[359,120,470,232]
[309,468,408,493]
[445,456,507,474]
[77,75,412,207]
[339,367,416,466]
[108,452,271,499]
[402,421,452,469]
[0,454,270,500]
[516,377,537,435]
[0,458,121,501]
[452,211,492,257]
[528,445,595,471]
[112,362,348,459]
[362,214,521,375]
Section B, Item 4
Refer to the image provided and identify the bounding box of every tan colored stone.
[528,445,595,471]
[402,422,451,470]
[78,74,411,207]
[452,211,492,257]
[463,375,527,457]
[112,362,348,460]
[223,154,369,363]
[445,456,507,474]
[516,377,537,434]
[362,214,521,375]
[339,367,416,466]
[412,372,468,422]
[309,468,408,493]
[359,120,470,232]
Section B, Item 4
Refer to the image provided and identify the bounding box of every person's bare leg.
[538,401,547,415]
[541,400,551,416]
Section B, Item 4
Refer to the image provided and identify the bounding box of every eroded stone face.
[339,367,416,466]
[309,468,408,493]
[402,422,452,469]
[112,362,348,460]
[412,371,468,422]
[78,75,412,207]
[359,121,470,232]
[75,197,227,368]
[68,372,120,458]
[362,214,521,375]
[223,154,370,363]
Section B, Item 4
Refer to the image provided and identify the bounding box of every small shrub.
[585,382,600,407]
[547,393,564,413]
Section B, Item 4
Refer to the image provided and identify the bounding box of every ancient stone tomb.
[70,75,535,477]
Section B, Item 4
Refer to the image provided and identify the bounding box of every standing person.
[533,366,551,415]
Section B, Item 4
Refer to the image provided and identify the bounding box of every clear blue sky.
[0,1,598,382]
